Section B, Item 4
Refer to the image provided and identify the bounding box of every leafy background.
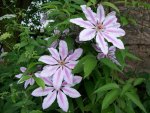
[0,0,150,113]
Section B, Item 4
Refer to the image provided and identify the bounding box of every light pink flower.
[93,44,121,65]
[15,67,35,89]
[70,4,125,54]
[31,76,82,112]
[39,40,83,89]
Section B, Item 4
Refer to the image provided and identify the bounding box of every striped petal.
[65,61,78,69]
[70,18,94,28]
[73,76,82,85]
[42,90,57,109]
[79,29,96,41]
[40,65,59,77]
[15,74,22,78]
[63,67,73,84]
[48,48,60,61]
[102,32,125,49]
[53,68,63,90]
[65,48,83,62]
[39,55,58,65]
[31,87,53,97]
[103,15,117,27]
[62,87,81,98]
[105,28,125,37]
[96,32,108,55]
[81,5,97,25]
[97,4,105,23]
[59,40,68,60]
[57,91,69,112]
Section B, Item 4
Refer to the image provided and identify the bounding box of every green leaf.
[76,98,84,113]
[18,75,31,84]
[133,78,145,86]
[30,110,43,113]
[126,52,141,61]
[102,89,120,110]
[34,77,45,89]
[94,83,119,93]
[125,92,147,113]
[114,104,124,113]
[121,83,132,96]
[101,58,122,72]
[102,2,120,13]
[84,56,97,77]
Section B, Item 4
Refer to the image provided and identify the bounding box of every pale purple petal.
[40,65,59,77]
[42,77,53,86]
[42,90,57,109]
[24,80,30,89]
[29,78,35,85]
[65,61,78,69]
[31,87,53,97]
[48,48,60,61]
[102,32,125,49]
[57,91,69,112]
[81,5,97,25]
[103,15,117,27]
[73,76,82,85]
[97,53,105,59]
[97,4,105,23]
[105,28,125,37]
[15,74,22,78]
[62,87,81,98]
[92,44,102,52]
[96,32,108,54]
[63,67,73,84]
[65,48,83,62]
[59,40,68,60]
[20,67,26,72]
[70,18,94,28]
[79,29,96,41]
[39,55,58,65]
[53,68,63,90]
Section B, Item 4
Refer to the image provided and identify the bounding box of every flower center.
[59,60,65,66]
[97,23,104,30]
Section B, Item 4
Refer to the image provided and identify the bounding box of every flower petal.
[40,65,59,77]
[65,61,78,69]
[31,87,53,97]
[20,67,26,72]
[39,55,58,65]
[70,18,94,28]
[97,53,105,59]
[24,80,30,89]
[105,28,125,37]
[102,32,125,49]
[65,48,83,62]
[79,29,96,41]
[96,32,108,54]
[57,91,69,112]
[42,90,57,109]
[97,4,105,23]
[53,68,63,90]
[62,87,81,98]
[15,74,22,78]
[29,78,35,85]
[48,48,60,61]
[42,77,53,86]
[81,5,97,25]
[63,67,73,84]
[103,15,117,27]
[59,40,68,60]
[73,76,82,85]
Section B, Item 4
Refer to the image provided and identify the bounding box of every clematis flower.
[39,40,83,89]
[70,4,125,54]
[93,44,121,65]
[15,67,35,89]
[31,76,82,112]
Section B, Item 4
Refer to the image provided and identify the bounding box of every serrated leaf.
[84,56,97,77]
[102,89,120,110]
[94,83,119,94]
[34,77,45,89]
[125,92,147,113]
